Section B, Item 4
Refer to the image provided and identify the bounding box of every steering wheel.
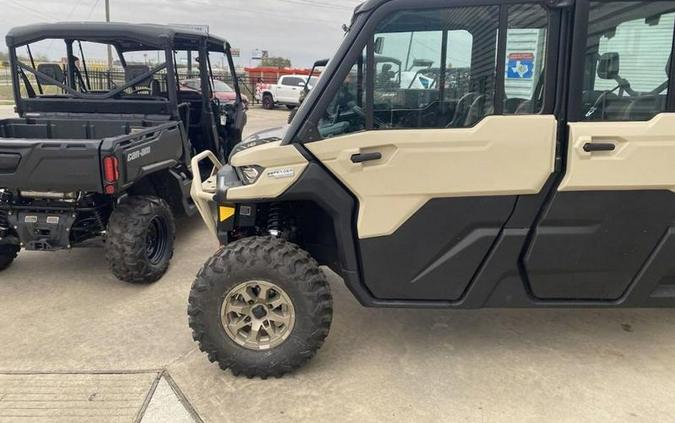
[349,102,389,128]
[350,102,366,118]
[586,79,636,119]
[212,96,222,109]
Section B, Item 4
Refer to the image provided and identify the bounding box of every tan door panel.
[307,115,557,238]
[560,113,675,191]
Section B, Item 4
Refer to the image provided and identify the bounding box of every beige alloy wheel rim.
[221,280,296,350]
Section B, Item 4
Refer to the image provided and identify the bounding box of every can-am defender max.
[189,0,675,377]
[0,23,246,282]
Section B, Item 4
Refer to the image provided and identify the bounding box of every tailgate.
[0,138,103,192]
[102,121,184,191]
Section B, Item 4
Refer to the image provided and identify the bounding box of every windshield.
[182,79,233,93]
[308,76,320,87]
[212,80,234,92]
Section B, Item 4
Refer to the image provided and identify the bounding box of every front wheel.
[105,196,175,284]
[188,237,333,378]
[262,94,274,110]
[0,244,19,271]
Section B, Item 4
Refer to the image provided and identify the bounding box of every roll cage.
[5,22,242,118]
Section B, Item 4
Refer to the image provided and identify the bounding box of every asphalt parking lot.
[2,105,675,422]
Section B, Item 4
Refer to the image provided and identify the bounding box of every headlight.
[237,165,264,185]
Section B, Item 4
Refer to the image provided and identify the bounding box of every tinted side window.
[313,5,531,140]
[316,55,367,139]
[583,2,675,121]
[282,77,303,86]
[504,4,548,114]
[372,6,499,129]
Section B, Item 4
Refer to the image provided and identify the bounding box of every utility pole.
[105,0,113,70]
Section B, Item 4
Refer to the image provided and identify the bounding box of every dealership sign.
[252,49,270,60]
[506,52,535,79]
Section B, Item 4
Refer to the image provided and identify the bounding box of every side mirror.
[597,52,620,80]
[36,63,65,85]
[313,58,329,67]
[374,37,384,55]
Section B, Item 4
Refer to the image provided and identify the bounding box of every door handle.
[351,152,382,163]
[583,142,616,152]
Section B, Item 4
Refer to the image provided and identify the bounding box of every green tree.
[261,57,291,68]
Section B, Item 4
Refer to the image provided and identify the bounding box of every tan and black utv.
[188,0,675,377]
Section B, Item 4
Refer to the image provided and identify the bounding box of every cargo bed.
[0,115,183,193]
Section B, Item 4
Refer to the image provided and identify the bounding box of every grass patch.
[0,84,14,101]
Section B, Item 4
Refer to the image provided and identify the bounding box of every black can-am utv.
[188,0,675,378]
[0,23,246,282]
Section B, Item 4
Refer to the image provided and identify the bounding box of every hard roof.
[6,22,229,51]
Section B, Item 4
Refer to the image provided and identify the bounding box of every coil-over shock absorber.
[0,210,8,234]
[93,207,106,234]
[0,191,11,235]
[266,203,283,237]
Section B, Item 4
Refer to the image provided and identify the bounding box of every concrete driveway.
[2,105,675,422]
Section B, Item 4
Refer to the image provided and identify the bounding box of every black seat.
[464,95,488,127]
[623,95,666,121]
[447,92,477,128]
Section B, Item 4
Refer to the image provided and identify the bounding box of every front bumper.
[189,151,247,242]
[189,151,223,238]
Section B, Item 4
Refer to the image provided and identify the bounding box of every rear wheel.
[105,195,175,284]
[0,244,19,271]
[188,236,333,378]
[262,94,274,110]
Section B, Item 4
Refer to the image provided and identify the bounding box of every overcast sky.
[0,0,363,67]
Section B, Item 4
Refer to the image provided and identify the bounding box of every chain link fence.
[0,65,263,103]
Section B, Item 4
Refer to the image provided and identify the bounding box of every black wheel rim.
[145,215,168,265]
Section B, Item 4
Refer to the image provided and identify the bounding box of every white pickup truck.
[257,74,319,110]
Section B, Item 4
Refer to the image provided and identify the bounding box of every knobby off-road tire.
[0,245,19,271]
[262,94,275,110]
[188,236,333,378]
[105,195,175,284]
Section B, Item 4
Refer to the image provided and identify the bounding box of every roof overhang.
[6,22,229,52]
